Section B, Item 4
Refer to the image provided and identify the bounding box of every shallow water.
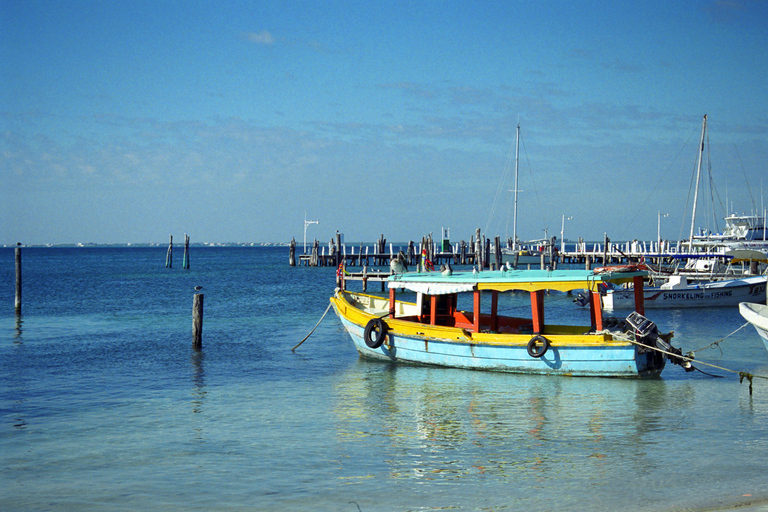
[2,247,767,511]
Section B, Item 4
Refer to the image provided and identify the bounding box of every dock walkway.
[289,232,697,270]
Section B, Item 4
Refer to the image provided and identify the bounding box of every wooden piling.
[376,234,386,265]
[474,229,482,269]
[336,231,342,267]
[183,234,190,269]
[15,243,21,315]
[193,293,204,348]
[166,235,173,268]
[289,238,296,266]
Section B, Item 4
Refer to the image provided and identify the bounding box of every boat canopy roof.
[724,249,768,263]
[387,268,645,294]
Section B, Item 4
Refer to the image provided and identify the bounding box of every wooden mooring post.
[15,243,22,315]
[166,235,173,268]
[183,234,190,269]
[312,239,319,266]
[193,293,204,349]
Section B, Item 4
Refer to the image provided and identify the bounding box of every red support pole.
[590,291,603,331]
[531,290,545,334]
[633,275,645,317]
[430,294,437,325]
[473,290,481,332]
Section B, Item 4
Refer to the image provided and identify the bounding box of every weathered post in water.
[183,234,190,269]
[15,243,21,315]
[336,231,342,267]
[193,293,204,349]
[475,229,482,269]
[311,239,319,266]
[289,238,296,266]
[484,236,491,269]
[166,235,173,268]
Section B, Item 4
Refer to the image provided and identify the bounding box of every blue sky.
[2,0,767,246]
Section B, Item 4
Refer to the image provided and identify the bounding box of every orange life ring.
[592,264,641,274]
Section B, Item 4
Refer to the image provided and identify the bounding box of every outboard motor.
[573,291,590,307]
[625,312,693,371]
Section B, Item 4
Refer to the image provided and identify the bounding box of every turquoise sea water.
[2,246,768,511]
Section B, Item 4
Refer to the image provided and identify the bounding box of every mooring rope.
[292,302,333,352]
[603,329,768,395]
[689,321,751,355]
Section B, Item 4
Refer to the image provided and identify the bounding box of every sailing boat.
[599,115,767,309]
[686,115,768,256]
[499,124,553,267]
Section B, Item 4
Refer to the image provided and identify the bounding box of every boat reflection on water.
[331,360,678,483]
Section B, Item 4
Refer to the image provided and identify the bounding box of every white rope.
[292,302,333,352]
[602,328,768,392]
[691,321,751,354]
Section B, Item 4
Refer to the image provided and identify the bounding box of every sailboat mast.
[512,123,520,250]
[688,114,707,251]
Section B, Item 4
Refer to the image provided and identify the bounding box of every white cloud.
[243,30,275,46]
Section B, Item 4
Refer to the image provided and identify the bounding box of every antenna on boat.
[304,210,319,255]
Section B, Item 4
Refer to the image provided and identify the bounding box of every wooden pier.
[289,230,499,270]
[290,230,711,273]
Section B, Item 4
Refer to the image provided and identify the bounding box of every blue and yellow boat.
[331,267,689,377]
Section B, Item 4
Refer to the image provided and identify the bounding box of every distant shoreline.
[0,242,291,249]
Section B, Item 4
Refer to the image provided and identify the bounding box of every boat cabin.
[371,268,647,335]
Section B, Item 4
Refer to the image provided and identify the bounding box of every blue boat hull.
[336,316,665,378]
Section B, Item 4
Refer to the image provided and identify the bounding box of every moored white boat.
[501,243,551,266]
[331,267,691,377]
[739,302,768,351]
[602,274,767,309]
[692,213,768,256]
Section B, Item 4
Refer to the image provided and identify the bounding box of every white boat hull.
[603,276,767,309]
[500,251,549,266]
[739,302,768,351]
